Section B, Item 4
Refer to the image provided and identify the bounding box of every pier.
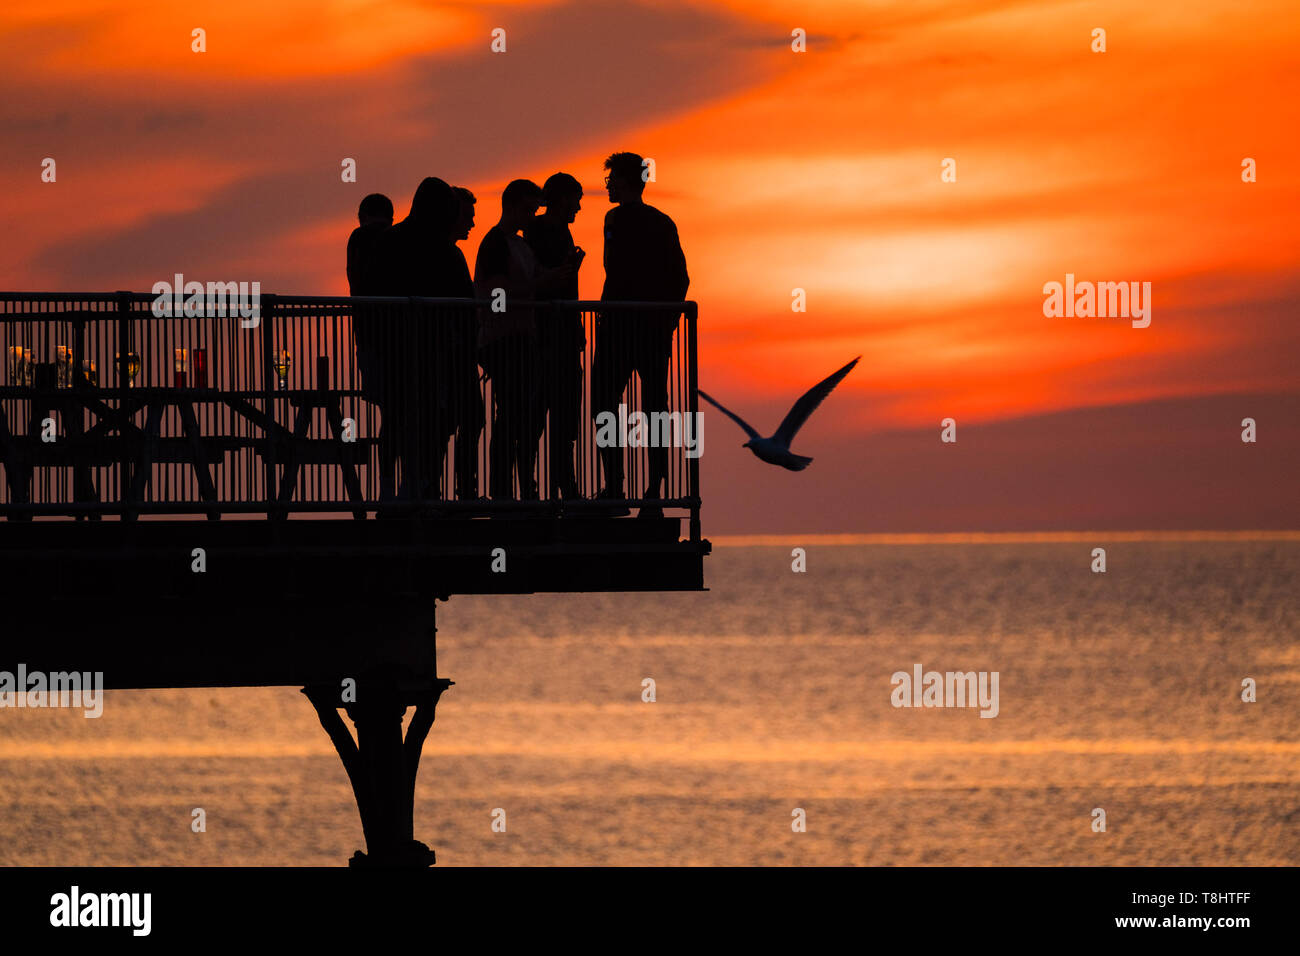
[0,291,709,865]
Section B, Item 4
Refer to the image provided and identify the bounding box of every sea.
[2,534,1296,865]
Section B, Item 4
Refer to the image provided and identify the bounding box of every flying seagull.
[699,357,860,471]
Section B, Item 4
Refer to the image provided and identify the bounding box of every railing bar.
[0,295,701,526]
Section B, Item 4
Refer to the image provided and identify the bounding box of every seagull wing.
[772,356,860,449]
[698,389,761,441]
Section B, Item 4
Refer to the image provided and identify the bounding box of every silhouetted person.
[347,193,393,295]
[590,152,689,515]
[347,193,397,500]
[374,177,462,500]
[446,186,484,500]
[452,186,476,243]
[474,179,563,500]
[524,173,586,500]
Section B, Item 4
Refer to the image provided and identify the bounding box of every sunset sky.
[2,0,1296,532]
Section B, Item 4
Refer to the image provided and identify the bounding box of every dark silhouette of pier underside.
[0,292,709,866]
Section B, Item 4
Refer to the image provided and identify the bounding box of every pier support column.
[303,676,453,867]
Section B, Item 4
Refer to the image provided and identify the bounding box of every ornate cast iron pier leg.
[303,675,453,867]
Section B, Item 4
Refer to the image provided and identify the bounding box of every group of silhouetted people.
[346,152,688,514]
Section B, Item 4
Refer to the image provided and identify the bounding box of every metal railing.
[0,292,701,539]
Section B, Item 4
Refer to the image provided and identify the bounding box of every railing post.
[116,291,131,518]
[261,294,279,519]
[406,297,421,505]
[686,301,700,543]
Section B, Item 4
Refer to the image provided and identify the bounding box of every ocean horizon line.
[707,530,1300,546]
